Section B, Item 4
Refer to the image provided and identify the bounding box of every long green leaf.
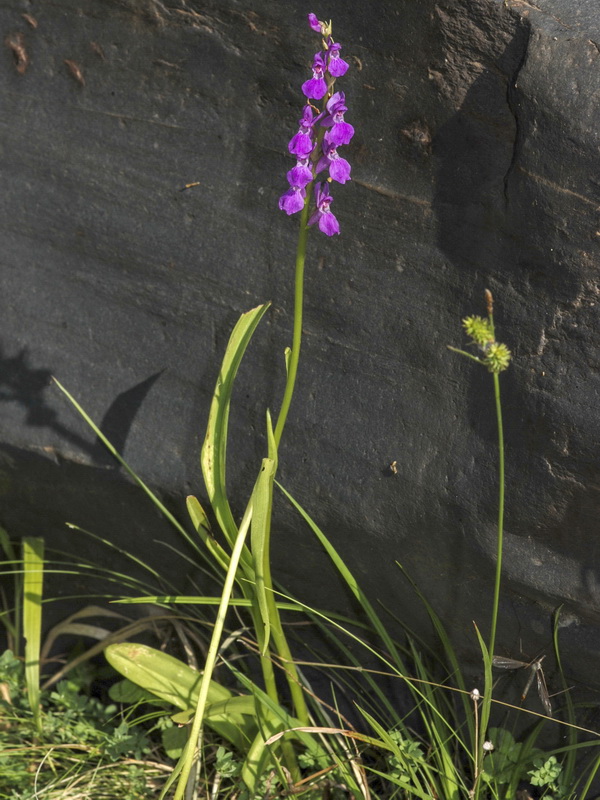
[201,303,270,551]
[186,495,230,572]
[23,537,44,731]
[251,456,276,654]
[115,594,302,610]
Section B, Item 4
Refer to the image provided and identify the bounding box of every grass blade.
[23,537,44,731]
[0,526,20,649]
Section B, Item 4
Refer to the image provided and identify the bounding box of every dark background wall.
[1,0,599,691]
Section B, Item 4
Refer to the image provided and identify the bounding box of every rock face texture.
[1,0,599,686]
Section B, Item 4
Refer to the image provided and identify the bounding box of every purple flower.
[327,41,349,77]
[279,185,307,215]
[308,182,340,236]
[287,160,313,189]
[288,105,316,157]
[279,17,352,231]
[302,52,328,100]
[307,13,322,33]
[307,13,331,36]
[316,140,351,184]
[279,157,312,213]
[320,91,354,146]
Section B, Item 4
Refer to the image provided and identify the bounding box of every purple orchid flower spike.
[321,91,354,146]
[316,140,351,184]
[326,40,349,77]
[302,51,328,100]
[308,182,340,236]
[279,16,352,233]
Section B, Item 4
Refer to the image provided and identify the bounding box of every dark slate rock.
[1,0,599,697]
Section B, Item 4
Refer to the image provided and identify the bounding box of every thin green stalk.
[475,306,505,800]
[454,297,510,800]
[269,193,313,726]
[488,370,504,661]
[252,603,280,702]
[274,196,310,447]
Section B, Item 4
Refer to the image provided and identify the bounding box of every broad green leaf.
[105,642,230,709]
[105,642,255,750]
[23,537,44,731]
[186,495,230,572]
[201,303,270,556]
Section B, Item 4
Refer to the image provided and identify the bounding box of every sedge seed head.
[462,316,494,345]
[484,342,511,373]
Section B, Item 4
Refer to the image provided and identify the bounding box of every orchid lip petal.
[319,211,340,236]
[279,186,306,215]
[302,77,327,100]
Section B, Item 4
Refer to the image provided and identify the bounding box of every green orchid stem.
[270,196,312,726]
[488,369,505,660]
[254,605,302,782]
[267,590,309,726]
[274,195,311,447]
